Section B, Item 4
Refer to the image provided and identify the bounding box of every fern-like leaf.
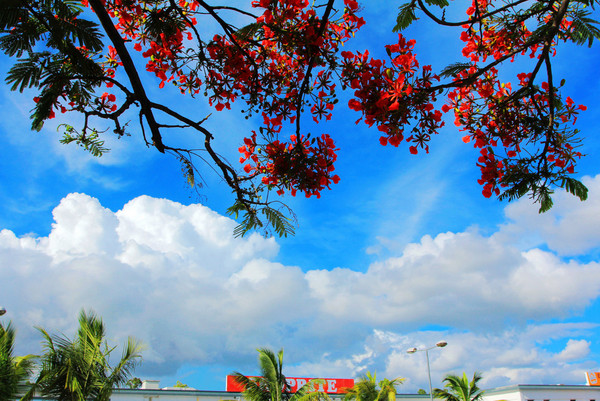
[233,210,264,238]
[568,10,600,47]
[393,2,418,32]
[562,176,588,200]
[62,18,104,52]
[143,8,186,41]
[0,29,37,58]
[180,157,195,187]
[228,202,295,238]
[235,22,262,40]
[0,0,29,31]
[538,188,554,213]
[440,62,474,78]
[262,207,295,238]
[5,53,48,92]
[59,125,108,157]
[424,0,449,8]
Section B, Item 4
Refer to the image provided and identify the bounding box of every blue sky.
[1,0,600,394]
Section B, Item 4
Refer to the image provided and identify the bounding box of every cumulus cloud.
[1,186,599,388]
[307,231,600,329]
[498,175,600,255]
[292,324,599,391]
[555,339,591,362]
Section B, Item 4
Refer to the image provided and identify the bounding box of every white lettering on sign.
[225,375,354,394]
[296,379,307,389]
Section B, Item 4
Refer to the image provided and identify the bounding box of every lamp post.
[407,341,447,401]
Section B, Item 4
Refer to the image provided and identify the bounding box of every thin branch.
[416,0,530,27]
[196,0,262,91]
[295,0,336,136]
[148,101,258,207]
[87,0,166,152]
[209,6,259,19]
[167,0,207,61]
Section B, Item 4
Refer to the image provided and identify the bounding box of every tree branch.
[87,0,166,152]
[416,0,530,27]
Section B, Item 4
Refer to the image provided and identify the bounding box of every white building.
[485,385,600,401]
[108,381,600,401]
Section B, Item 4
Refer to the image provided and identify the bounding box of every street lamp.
[0,307,6,316]
[407,341,447,401]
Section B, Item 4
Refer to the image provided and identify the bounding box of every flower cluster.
[83,0,202,94]
[64,0,586,207]
[340,34,444,154]
[206,0,363,194]
[205,0,364,117]
[239,132,340,198]
[441,0,585,198]
[77,0,364,198]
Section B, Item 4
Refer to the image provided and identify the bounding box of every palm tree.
[232,348,329,401]
[24,310,143,401]
[126,377,142,389]
[343,371,404,401]
[432,372,484,401]
[0,322,36,401]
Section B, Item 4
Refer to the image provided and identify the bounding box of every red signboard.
[586,372,600,385]
[226,376,354,394]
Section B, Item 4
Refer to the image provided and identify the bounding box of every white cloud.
[1,186,599,388]
[287,323,599,391]
[555,339,591,362]
[307,230,600,329]
[308,324,599,391]
[498,175,600,255]
[47,193,120,261]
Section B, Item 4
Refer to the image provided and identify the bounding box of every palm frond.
[343,372,402,401]
[31,309,142,401]
[433,372,484,401]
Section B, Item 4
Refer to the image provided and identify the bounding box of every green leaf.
[235,22,263,40]
[5,53,48,92]
[63,18,104,52]
[529,23,554,44]
[228,202,295,238]
[59,124,109,157]
[233,209,263,238]
[424,0,449,7]
[0,26,38,58]
[568,9,600,47]
[393,2,418,32]
[562,177,588,200]
[440,62,474,78]
[228,201,263,238]
[31,86,62,130]
[226,201,244,220]
[143,8,187,41]
[262,207,295,238]
[0,0,29,31]
[538,189,554,213]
